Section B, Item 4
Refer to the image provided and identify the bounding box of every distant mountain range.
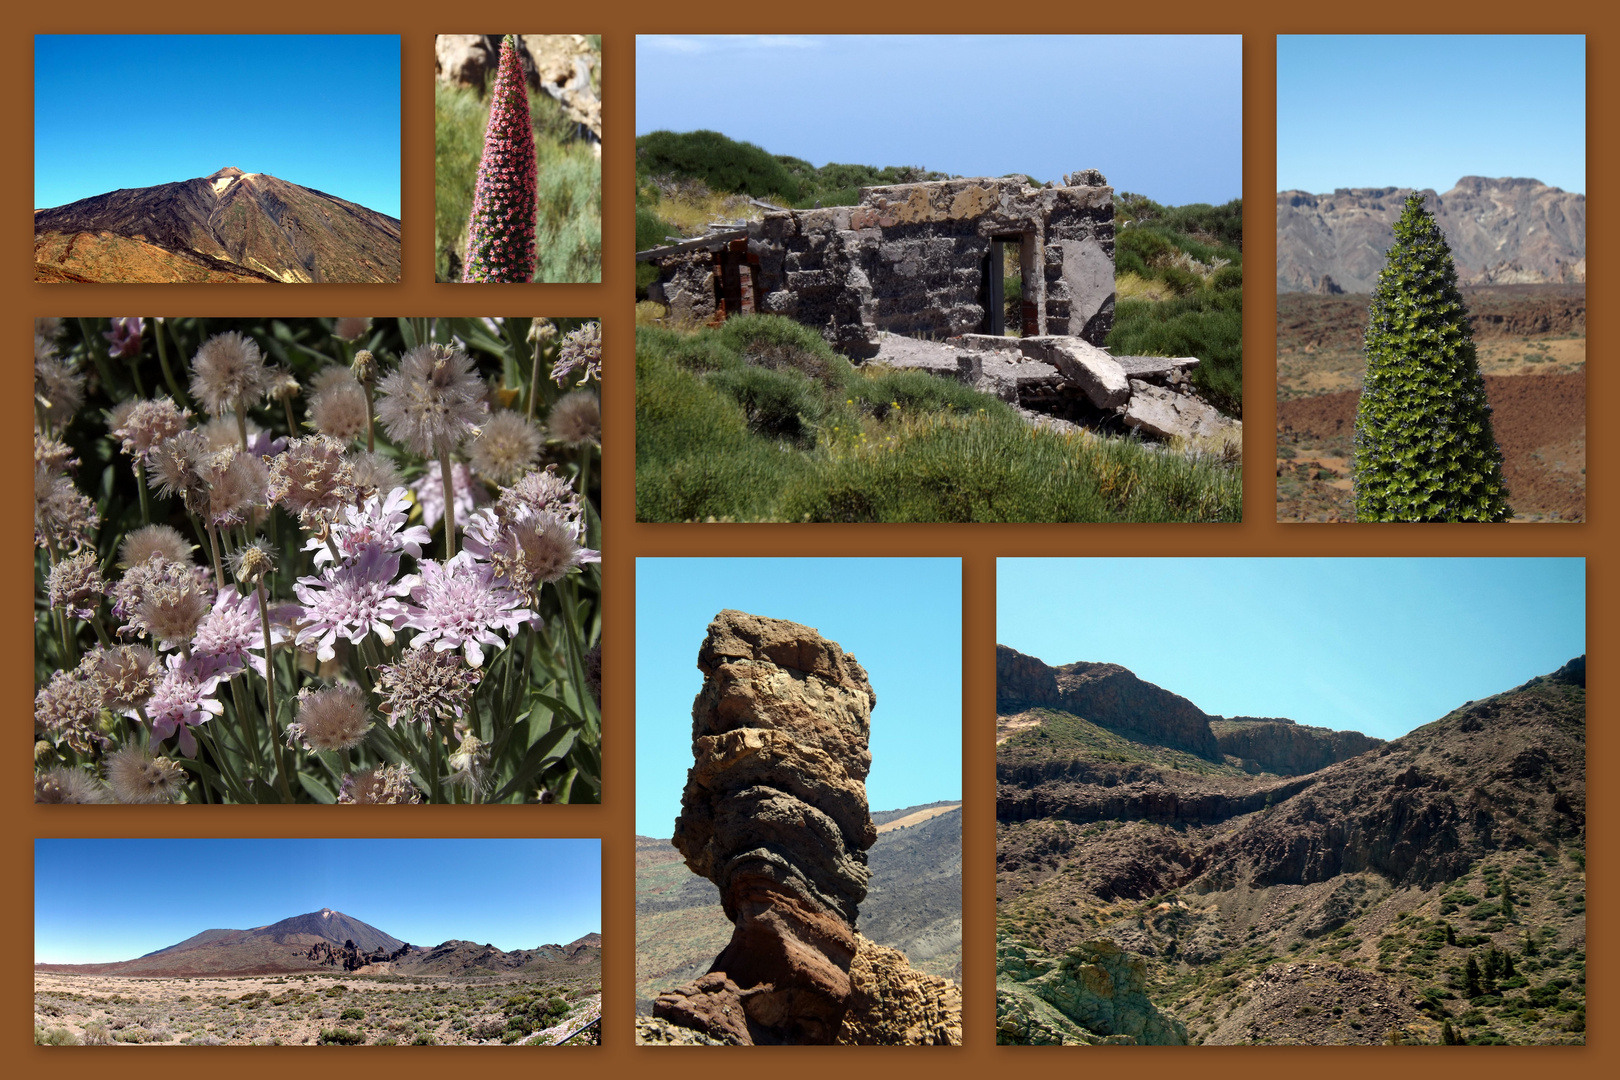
[637,800,963,1013]
[1277,177,1584,293]
[34,166,400,283]
[35,908,600,979]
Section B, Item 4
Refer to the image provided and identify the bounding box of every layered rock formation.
[648,610,960,1045]
[998,938,1189,1044]
[1277,177,1585,293]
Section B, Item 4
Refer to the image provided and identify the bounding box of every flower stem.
[205,525,225,589]
[258,578,295,802]
[153,320,191,408]
[528,337,542,420]
[363,384,375,453]
[438,448,457,559]
[134,461,151,525]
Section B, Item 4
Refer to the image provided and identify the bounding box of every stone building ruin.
[641,171,1116,358]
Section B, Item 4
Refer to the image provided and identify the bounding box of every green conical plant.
[1352,193,1511,521]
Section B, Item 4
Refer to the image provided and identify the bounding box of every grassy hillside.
[636,315,1240,523]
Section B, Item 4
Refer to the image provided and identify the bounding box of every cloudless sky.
[999,558,1584,740]
[638,35,1241,206]
[35,839,598,964]
[35,35,401,216]
[636,558,961,837]
[1278,35,1585,195]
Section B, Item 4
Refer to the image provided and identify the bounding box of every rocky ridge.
[643,610,960,1045]
[1277,177,1585,293]
[997,656,1586,1045]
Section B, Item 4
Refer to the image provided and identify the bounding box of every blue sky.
[636,558,962,837]
[34,839,599,964]
[1278,35,1585,195]
[638,35,1241,206]
[35,35,401,216]
[999,558,1584,740]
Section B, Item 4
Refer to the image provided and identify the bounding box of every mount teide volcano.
[35,908,601,979]
[34,167,401,283]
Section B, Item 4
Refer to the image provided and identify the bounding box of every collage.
[18,9,1604,1080]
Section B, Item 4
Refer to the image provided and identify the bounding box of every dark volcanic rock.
[34,166,400,283]
[996,644,1061,713]
[1054,662,1223,760]
[1212,718,1384,776]
[653,610,959,1045]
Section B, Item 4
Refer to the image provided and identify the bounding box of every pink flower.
[144,653,230,757]
[410,461,487,531]
[293,546,412,663]
[394,552,535,668]
[306,485,432,567]
[104,317,145,359]
[192,588,285,679]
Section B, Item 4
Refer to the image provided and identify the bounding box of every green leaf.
[299,772,337,804]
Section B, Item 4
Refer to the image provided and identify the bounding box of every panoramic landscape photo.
[35,839,601,1045]
[34,36,402,284]
[995,558,1585,1045]
[635,35,1242,523]
[636,557,962,1044]
[34,316,601,804]
[1276,35,1584,522]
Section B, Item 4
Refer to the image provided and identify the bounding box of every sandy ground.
[35,971,600,1046]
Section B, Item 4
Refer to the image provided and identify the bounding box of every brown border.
[8,4,1610,1076]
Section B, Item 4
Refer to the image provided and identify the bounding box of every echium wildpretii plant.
[462,35,538,283]
[1352,194,1511,522]
[33,317,602,804]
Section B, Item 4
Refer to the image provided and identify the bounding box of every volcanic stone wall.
[737,174,1114,358]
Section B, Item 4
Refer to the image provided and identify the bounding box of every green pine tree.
[1464,954,1483,997]
[1442,1020,1459,1045]
[1352,193,1511,521]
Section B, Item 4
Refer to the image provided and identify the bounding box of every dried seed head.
[35,432,77,478]
[231,539,276,585]
[267,367,302,403]
[374,648,483,727]
[547,389,600,447]
[91,644,162,712]
[206,450,269,528]
[468,410,542,486]
[35,467,99,553]
[119,525,196,569]
[550,321,601,386]
[333,317,371,343]
[309,378,370,444]
[338,763,421,804]
[268,436,356,529]
[189,331,272,417]
[287,685,373,752]
[110,397,190,465]
[35,343,86,425]
[374,343,488,457]
[105,745,186,804]
[351,349,378,387]
[35,766,112,804]
[527,317,558,346]
[35,667,105,754]
[498,464,583,526]
[47,551,105,619]
[127,559,211,647]
[345,450,402,500]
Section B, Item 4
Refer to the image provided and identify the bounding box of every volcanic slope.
[636,801,963,1013]
[35,908,601,982]
[34,167,400,283]
[996,648,1586,1045]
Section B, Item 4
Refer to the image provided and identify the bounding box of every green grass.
[436,82,601,283]
[636,315,1240,523]
[1002,708,1251,776]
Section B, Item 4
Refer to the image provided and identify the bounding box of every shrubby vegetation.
[637,315,1239,523]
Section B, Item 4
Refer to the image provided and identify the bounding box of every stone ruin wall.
[654,174,1115,359]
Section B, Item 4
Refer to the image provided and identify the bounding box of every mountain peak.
[207,166,245,180]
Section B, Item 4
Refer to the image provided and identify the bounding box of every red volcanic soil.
[1277,373,1585,522]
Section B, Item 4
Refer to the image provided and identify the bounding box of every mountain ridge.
[34,166,400,283]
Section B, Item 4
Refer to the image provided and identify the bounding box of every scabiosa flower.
[375,344,489,457]
[104,317,145,359]
[527,317,558,347]
[286,685,372,752]
[551,321,601,385]
[339,763,421,804]
[374,648,483,726]
[468,410,542,485]
[192,588,285,679]
[146,654,228,757]
[105,745,186,804]
[395,552,535,668]
[205,449,269,529]
[35,766,112,804]
[189,331,272,417]
[36,432,77,477]
[122,558,211,649]
[345,450,402,501]
[334,317,372,342]
[309,376,370,444]
[293,545,413,663]
[35,667,105,754]
[269,436,356,528]
[110,396,190,466]
[547,389,600,446]
[46,551,105,619]
[464,507,598,597]
[35,467,99,552]
[35,343,86,427]
[446,732,491,794]
[499,464,584,525]
[118,525,195,569]
[411,460,488,531]
[311,365,361,397]
[306,486,431,567]
[462,35,538,283]
[91,644,162,712]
